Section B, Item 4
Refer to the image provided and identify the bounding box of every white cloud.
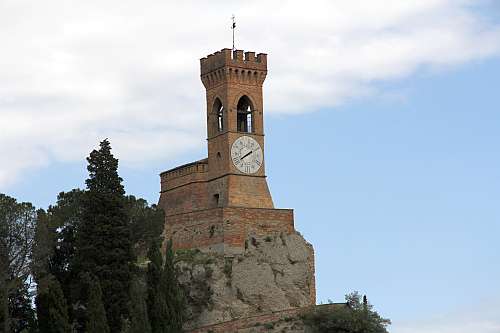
[1,0,500,188]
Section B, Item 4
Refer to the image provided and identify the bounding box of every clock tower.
[201,48,273,209]
[158,47,316,331]
[159,48,297,255]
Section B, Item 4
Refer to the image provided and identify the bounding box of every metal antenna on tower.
[231,14,236,51]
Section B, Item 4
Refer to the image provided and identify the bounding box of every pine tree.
[74,140,134,331]
[146,240,185,333]
[36,279,71,333]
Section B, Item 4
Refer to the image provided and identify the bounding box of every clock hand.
[241,150,253,160]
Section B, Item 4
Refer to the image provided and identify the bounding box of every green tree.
[38,189,162,330]
[125,196,165,259]
[48,190,85,287]
[84,274,110,333]
[32,210,53,293]
[302,291,391,333]
[8,280,36,333]
[33,212,71,333]
[0,193,37,333]
[146,241,167,333]
[74,140,134,331]
[128,279,151,333]
[36,278,71,333]
[162,240,185,332]
[146,240,185,333]
[0,214,9,333]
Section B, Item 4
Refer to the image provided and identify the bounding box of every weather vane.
[231,14,236,51]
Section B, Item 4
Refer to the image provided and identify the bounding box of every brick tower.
[159,48,295,255]
[158,49,317,332]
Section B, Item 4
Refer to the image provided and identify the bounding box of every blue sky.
[2,1,500,332]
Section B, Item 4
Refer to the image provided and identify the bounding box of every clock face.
[231,136,263,174]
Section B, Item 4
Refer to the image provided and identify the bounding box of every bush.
[302,292,391,333]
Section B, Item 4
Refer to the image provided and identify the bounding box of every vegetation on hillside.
[302,291,391,333]
[0,139,181,332]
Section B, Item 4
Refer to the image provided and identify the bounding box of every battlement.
[200,48,267,75]
[160,158,208,181]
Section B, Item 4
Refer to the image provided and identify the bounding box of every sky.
[1,0,500,332]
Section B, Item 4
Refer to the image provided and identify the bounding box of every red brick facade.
[165,207,294,254]
[158,48,296,254]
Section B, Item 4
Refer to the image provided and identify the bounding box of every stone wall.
[186,304,345,333]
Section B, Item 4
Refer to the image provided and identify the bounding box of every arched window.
[237,95,253,133]
[213,98,224,132]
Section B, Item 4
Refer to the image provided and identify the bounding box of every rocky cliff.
[175,231,316,330]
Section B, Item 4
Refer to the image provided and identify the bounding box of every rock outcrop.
[175,231,315,330]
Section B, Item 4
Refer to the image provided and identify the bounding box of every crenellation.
[256,52,267,64]
[244,51,255,61]
[160,159,208,181]
[200,48,267,76]
[233,49,244,61]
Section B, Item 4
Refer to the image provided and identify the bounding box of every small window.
[213,194,220,207]
[213,98,224,133]
[237,95,253,133]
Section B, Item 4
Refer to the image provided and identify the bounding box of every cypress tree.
[74,139,133,331]
[36,279,71,333]
[34,210,71,333]
[84,274,109,333]
[129,279,151,333]
[146,241,167,333]
[162,240,185,332]
[146,240,185,333]
[32,210,53,289]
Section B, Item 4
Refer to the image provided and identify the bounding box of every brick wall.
[165,207,294,253]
